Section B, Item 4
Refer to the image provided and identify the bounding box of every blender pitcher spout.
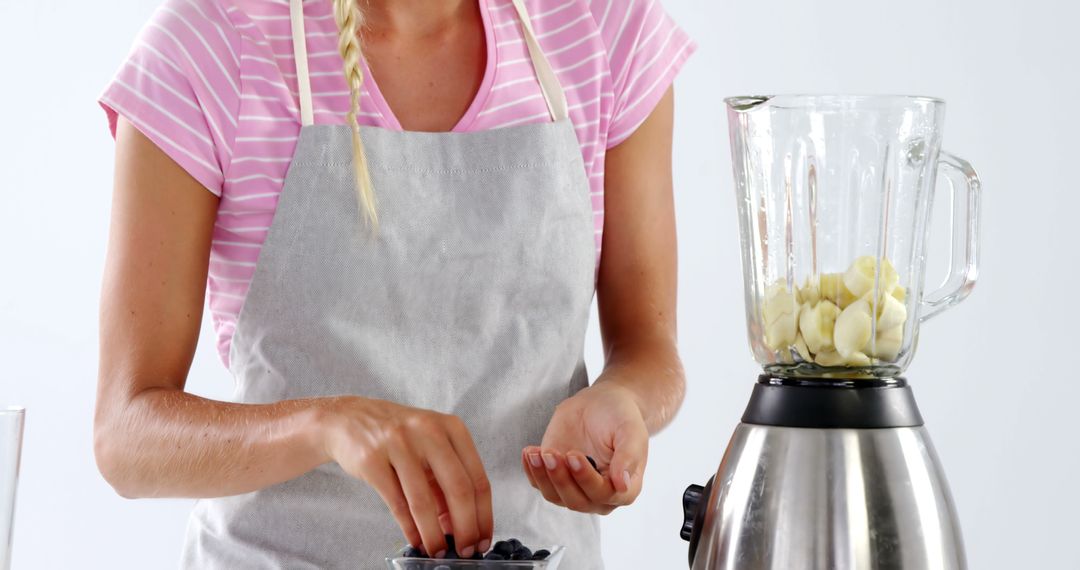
[724,96,772,111]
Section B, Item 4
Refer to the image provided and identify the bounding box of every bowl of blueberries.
[386,535,564,569]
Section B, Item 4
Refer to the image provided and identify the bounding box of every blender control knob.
[680,484,704,541]
[680,475,714,568]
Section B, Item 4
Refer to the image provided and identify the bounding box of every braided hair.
[332,0,378,227]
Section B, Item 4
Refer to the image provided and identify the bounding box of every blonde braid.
[333,0,378,227]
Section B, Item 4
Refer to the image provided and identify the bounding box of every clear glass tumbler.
[0,407,24,570]
[727,95,981,379]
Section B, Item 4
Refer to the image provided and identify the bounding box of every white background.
[2,0,1078,568]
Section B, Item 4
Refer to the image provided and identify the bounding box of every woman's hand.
[521,380,649,515]
[521,86,686,515]
[320,397,493,559]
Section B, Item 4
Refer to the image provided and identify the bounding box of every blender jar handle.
[920,151,982,322]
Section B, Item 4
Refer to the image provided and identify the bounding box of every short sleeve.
[98,0,241,196]
[589,0,696,148]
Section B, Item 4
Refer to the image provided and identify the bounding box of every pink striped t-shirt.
[99,0,696,367]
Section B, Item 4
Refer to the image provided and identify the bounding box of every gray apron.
[180,0,601,567]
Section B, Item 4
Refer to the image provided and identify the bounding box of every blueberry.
[507,538,523,551]
[492,541,514,557]
[512,546,532,560]
[402,546,424,558]
[470,550,484,560]
[532,549,551,560]
[586,456,600,472]
[483,552,506,560]
[442,534,459,558]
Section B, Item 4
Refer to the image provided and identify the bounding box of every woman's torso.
[180,0,603,564]
[98,0,695,367]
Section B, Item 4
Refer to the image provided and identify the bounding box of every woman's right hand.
[319,396,493,559]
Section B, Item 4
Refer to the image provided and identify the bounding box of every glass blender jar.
[729,95,980,378]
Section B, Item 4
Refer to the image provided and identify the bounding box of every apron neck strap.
[510,0,569,122]
[288,0,569,126]
[289,0,315,126]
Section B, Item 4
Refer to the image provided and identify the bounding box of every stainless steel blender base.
[690,423,966,570]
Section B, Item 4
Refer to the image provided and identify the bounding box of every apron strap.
[510,0,570,123]
[288,0,569,126]
[289,0,315,126]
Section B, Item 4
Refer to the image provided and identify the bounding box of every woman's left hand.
[522,379,648,514]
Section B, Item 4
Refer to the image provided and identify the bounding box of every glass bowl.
[385,545,565,569]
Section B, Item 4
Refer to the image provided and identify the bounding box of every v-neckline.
[359,0,499,133]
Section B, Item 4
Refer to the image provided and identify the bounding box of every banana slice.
[846,351,872,367]
[891,285,907,303]
[818,273,859,308]
[843,256,899,298]
[867,325,904,361]
[834,298,873,358]
[799,276,821,306]
[872,292,908,330]
[815,350,845,366]
[815,349,870,367]
[799,300,841,354]
[794,333,813,362]
[858,282,908,332]
[762,283,800,351]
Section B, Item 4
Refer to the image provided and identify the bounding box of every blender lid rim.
[724,94,946,109]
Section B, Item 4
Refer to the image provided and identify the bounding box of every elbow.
[653,351,687,428]
[665,360,688,416]
[93,413,143,499]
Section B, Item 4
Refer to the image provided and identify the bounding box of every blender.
[679,95,981,569]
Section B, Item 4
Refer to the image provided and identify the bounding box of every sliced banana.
[762,257,908,369]
[843,256,899,298]
[867,325,904,361]
[815,349,870,367]
[793,333,812,362]
[799,276,821,306]
[799,300,841,354]
[845,351,872,367]
[815,350,845,367]
[818,272,859,308]
[834,298,873,358]
[872,292,908,330]
[762,283,800,351]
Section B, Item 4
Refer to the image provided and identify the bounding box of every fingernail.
[478,539,491,553]
[461,545,475,558]
[542,453,557,470]
[567,455,582,472]
[623,470,633,489]
[528,453,542,468]
[435,550,446,559]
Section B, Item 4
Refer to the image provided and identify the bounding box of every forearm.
[595,334,685,434]
[592,87,682,435]
[94,387,331,499]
